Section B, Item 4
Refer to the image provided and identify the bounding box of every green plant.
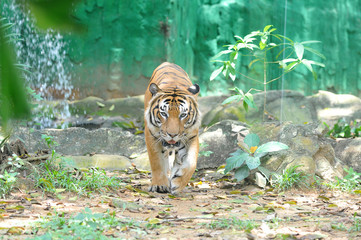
[205,217,259,232]
[31,208,144,239]
[199,142,213,157]
[324,119,361,138]
[271,165,309,191]
[0,170,18,197]
[34,134,121,195]
[325,167,361,192]
[224,133,288,182]
[0,154,26,197]
[349,215,361,232]
[210,25,325,116]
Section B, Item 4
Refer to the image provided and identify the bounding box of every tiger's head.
[146,83,200,148]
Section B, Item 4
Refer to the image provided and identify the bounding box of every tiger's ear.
[149,83,161,96]
[188,84,200,95]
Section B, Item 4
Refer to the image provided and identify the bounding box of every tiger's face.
[146,83,200,148]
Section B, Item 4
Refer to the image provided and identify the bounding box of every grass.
[205,217,259,232]
[322,167,361,192]
[30,208,145,239]
[271,165,309,192]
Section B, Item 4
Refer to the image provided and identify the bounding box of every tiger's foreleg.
[169,138,199,194]
[145,128,171,193]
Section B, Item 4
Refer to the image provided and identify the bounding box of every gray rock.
[12,127,146,158]
[65,154,132,170]
[198,120,249,169]
[334,138,361,173]
[308,90,361,126]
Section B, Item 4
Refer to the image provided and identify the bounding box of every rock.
[247,90,317,124]
[198,120,249,169]
[69,96,105,115]
[69,95,145,120]
[12,127,146,158]
[131,152,151,171]
[255,172,267,188]
[201,90,318,127]
[334,138,361,173]
[65,154,132,170]
[308,90,361,126]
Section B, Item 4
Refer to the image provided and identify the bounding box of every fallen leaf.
[96,101,105,107]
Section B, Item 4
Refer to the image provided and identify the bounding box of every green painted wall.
[68,0,361,98]
[3,0,361,98]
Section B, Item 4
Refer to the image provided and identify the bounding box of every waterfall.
[1,0,73,128]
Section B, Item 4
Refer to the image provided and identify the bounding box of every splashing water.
[2,1,74,128]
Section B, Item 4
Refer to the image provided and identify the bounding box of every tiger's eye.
[180,113,187,119]
[160,112,167,118]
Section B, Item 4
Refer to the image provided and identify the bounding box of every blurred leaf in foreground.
[0,19,31,129]
[23,0,84,32]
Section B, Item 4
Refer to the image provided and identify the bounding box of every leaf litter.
[0,168,360,239]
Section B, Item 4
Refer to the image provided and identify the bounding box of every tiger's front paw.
[149,185,170,193]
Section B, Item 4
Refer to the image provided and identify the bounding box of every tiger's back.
[144,62,201,194]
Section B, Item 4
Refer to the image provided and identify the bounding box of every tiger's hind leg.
[169,140,198,194]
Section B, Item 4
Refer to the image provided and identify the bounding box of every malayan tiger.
[144,62,201,194]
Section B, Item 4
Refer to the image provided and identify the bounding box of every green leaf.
[304,46,326,60]
[255,142,289,155]
[222,95,241,105]
[300,40,321,45]
[263,25,273,33]
[234,165,250,182]
[0,26,31,127]
[212,50,233,60]
[294,43,304,60]
[246,156,260,170]
[224,152,248,174]
[210,66,223,81]
[244,133,260,148]
[301,59,317,80]
[26,0,84,32]
[243,93,257,110]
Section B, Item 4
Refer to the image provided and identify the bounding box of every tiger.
[144,62,201,194]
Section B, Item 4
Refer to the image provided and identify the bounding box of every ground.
[0,168,360,240]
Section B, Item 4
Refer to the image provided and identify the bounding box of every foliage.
[0,17,31,130]
[271,165,309,192]
[31,208,143,239]
[210,25,325,115]
[324,167,361,192]
[224,133,288,182]
[205,217,259,232]
[112,120,144,135]
[199,142,213,157]
[0,154,25,197]
[0,170,18,197]
[324,119,361,138]
[34,134,121,195]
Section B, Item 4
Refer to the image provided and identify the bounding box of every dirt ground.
[0,168,360,240]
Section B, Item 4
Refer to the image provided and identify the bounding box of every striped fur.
[144,62,201,194]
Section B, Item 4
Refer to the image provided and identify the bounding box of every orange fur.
[144,62,201,194]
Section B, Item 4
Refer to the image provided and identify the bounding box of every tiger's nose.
[168,133,177,138]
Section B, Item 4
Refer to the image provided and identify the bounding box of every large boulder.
[198,120,249,169]
[334,138,361,173]
[308,90,361,126]
[12,127,146,158]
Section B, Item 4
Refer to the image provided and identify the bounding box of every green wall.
[68,0,361,98]
[4,0,360,98]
